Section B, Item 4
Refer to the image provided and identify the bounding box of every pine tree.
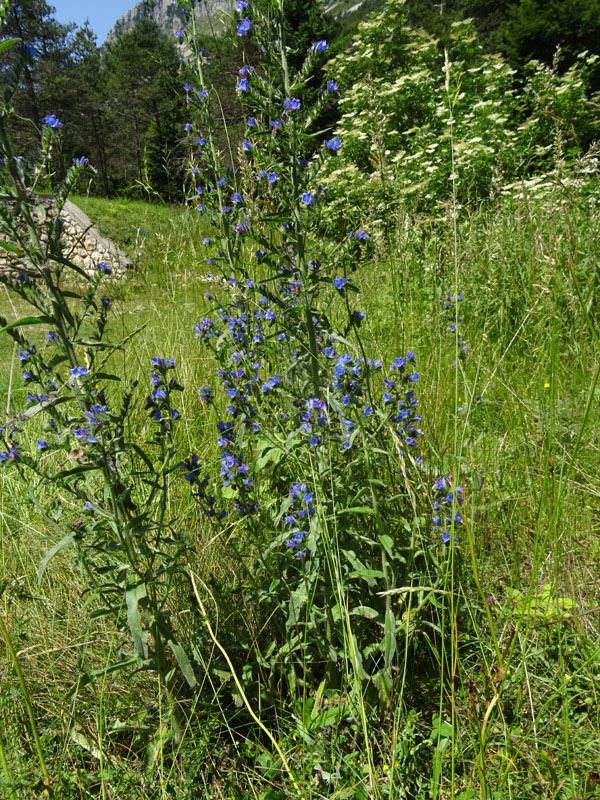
[103,19,186,198]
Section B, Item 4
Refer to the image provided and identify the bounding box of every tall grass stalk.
[0,611,51,795]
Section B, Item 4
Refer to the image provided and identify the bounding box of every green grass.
[1,185,599,799]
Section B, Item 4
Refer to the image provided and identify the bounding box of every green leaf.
[93,372,121,381]
[0,239,22,254]
[347,569,385,581]
[0,315,54,335]
[53,464,99,480]
[351,606,384,625]
[38,533,75,585]
[126,583,148,660]
[287,583,309,628]
[337,506,375,516]
[378,534,395,559]
[383,609,396,669]
[0,38,20,55]
[255,438,285,471]
[168,640,197,689]
[129,443,154,471]
[49,251,92,281]
[88,607,115,621]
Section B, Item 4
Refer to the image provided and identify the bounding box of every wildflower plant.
[440,291,469,365]
[0,27,197,725]
[176,0,439,705]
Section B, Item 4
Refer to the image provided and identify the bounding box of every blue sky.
[51,0,136,43]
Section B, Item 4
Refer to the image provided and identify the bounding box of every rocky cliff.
[105,0,234,43]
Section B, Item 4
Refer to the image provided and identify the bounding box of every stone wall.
[0,197,130,277]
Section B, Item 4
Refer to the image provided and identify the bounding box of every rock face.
[105,0,233,43]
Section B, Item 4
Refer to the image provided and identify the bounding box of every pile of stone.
[0,197,130,278]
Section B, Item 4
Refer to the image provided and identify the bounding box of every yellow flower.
[544,383,550,388]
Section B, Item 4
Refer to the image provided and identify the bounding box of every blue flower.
[237,0,249,11]
[197,137,206,146]
[284,97,301,111]
[237,77,249,91]
[333,277,347,290]
[301,192,315,205]
[236,17,252,35]
[271,119,281,130]
[232,192,244,205]
[43,114,62,129]
[70,366,89,378]
[325,137,341,151]
[242,139,253,152]
[362,406,372,417]
[175,30,184,39]
[184,122,193,132]
[183,83,191,92]
[98,261,112,274]
[26,393,48,404]
[313,40,328,51]
[46,331,59,342]
[267,171,278,184]
[0,443,20,461]
[352,230,369,241]
[152,357,176,368]
[326,79,338,92]
[247,116,257,126]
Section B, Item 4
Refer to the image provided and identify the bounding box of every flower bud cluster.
[145,359,182,431]
[432,477,464,543]
[440,292,469,365]
[283,482,316,558]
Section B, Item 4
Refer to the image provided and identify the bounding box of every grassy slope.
[1,189,599,799]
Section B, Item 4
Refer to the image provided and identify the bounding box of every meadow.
[1,0,600,798]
